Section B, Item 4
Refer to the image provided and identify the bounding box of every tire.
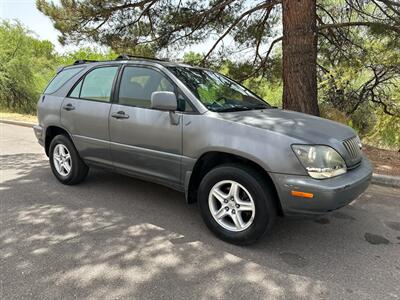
[198,163,276,245]
[49,134,89,185]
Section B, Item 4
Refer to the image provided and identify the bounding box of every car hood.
[215,108,356,144]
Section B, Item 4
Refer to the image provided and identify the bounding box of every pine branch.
[202,0,280,62]
[318,21,400,34]
[376,0,400,8]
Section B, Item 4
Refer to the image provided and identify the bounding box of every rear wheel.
[198,164,276,245]
[49,134,88,185]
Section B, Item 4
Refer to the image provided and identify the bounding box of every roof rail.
[115,54,167,62]
[73,59,98,65]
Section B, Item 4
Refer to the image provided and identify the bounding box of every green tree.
[182,52,204,66]
[0,21,56,113]
[36,0,400,117]
[0,22,118,114]
[316,1,400,148]
[56,47,117,66]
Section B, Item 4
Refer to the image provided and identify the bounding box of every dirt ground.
[0,111,37,123]
[363,144,400,176]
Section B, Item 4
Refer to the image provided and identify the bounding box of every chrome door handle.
[63,103,75,111]
[111,111,129,119]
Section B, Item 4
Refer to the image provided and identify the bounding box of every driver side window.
[118,66,193,111]
[118,67,174,108]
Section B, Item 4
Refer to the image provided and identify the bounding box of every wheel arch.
[44,125,73,156]
[186,151,283,216]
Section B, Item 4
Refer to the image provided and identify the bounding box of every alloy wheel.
[208,180,256,232]
[53,144,72,176]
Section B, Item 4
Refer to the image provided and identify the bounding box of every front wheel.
[198,164,276,245]
[49,134,89,185]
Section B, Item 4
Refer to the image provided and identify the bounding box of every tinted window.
[44,67,83,94]
[177,92,193,112]
[118,67,174,108]
[80,67,118,102]
[69,80,82,98]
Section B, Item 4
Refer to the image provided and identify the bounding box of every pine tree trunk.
[282,0,319,116]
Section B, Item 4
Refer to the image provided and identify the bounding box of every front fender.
[182,113,306,176]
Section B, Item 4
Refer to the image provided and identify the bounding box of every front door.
[109,66,182,185]
[61,65,119,166]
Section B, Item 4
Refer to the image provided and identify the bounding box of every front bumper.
[33,125,44,146]
[270,157,373,216]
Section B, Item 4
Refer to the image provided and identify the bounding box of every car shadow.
[1,153,399,299]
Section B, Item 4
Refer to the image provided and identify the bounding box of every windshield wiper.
[220,105,269,112]
[209,103,270,112]
[247,105,269,110]
[214,107,253,112]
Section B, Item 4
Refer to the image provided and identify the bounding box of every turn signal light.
[291,191,314,198]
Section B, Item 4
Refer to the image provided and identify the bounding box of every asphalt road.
[1,123,399,300]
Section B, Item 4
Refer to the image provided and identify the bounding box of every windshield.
[167,67,270,112]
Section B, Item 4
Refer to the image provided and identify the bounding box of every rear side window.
[69,66,119,102]
[44,67,84,94]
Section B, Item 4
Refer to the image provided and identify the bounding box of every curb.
[1,118,400,188]
[371,173,400,188]
[0,119,35,128]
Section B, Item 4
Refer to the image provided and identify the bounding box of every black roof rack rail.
[115,54,167,62]
[73,59,98,65]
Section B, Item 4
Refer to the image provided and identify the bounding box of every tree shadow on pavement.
[1,153,399,299]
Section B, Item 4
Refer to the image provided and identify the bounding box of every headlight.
[292,145,347,179]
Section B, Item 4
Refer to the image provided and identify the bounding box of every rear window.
[44,67,84,94]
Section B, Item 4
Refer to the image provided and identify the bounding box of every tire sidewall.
[198,164,275,244]
[49,135,81,184]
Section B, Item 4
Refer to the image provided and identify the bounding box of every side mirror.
[151,91,177,111]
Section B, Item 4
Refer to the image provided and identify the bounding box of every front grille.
[343,137,361,160]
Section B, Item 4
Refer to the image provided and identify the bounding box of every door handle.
[111,111,129,119]
[63,103,75,111]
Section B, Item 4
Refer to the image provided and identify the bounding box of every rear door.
[109,65,183,185]
[61,65,119,166]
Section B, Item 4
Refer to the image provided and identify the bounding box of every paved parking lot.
[1,123,399,299]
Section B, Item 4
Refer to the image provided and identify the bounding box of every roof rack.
[115,54,167,62]
[73,59,98,65]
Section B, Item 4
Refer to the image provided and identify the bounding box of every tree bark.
[282,0,319,116]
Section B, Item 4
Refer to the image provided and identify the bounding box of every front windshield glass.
[167,66,270,112]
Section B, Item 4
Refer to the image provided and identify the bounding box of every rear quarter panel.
[37,66,91,137]
[37,94,64,132]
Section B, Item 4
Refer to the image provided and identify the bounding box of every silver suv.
[34,55,373,244]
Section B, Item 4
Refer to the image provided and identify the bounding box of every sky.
[0,0,68,51]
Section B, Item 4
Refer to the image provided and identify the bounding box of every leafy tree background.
[0,21,55,113]
[0,0,399,149]
[0,21,116,112]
